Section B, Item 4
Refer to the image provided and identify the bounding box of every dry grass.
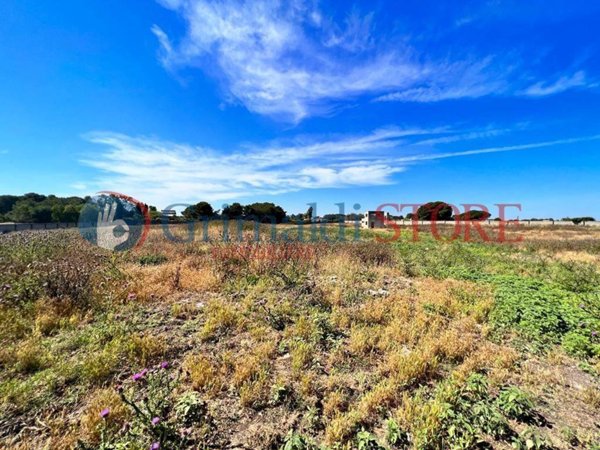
[1,224,599,449]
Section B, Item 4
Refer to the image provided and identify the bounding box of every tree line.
[0,193,87,223]
[2,195,595,225]
[182,201,288,223]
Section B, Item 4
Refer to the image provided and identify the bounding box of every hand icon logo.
[79,192,149,251]
[96,201,130,250]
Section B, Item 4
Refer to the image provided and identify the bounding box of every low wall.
[391,220,600,227]
[0,222,78,234]
[2,220,600,235]
[354,220,600,228]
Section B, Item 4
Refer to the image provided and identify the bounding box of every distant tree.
[222,202,244,218]
[23,192,47,203]
[417,201,454,221]
[406,213,415,220]
[454,210,491,221]
[31,205,52,223]
[183,201,214,219]
[322,213,344,223]
[0,195,18,215]
[61,204,83,222]
[243,202,286,223]
[9,201,35,222]
[572,217,595,225]
[2,194,85,223]
[51,205,63,222]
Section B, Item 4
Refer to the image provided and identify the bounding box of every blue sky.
[1,0,600,218]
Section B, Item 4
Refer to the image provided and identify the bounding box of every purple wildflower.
[592,331,598,337]
[150,443,160,450]
[140,368,149,376]
[151,417,161,426]
[100,408,110,419]
[132,372,143,381]
[160,361,169,369]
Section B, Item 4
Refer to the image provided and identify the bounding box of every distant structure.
[361,211,390,229]
[161,209,177,219]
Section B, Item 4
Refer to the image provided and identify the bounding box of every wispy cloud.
[151,0,595,121]
[521,71,594,97]
[373,58,509,103]
[80,127,600,207]
[151,1,428,123]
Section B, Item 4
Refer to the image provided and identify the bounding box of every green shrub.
[386,419,410,448]
[495,387,534,421]
[489,276,599,357]
[281,432,318,450]
[356,429,385,450]
[512,427,552,450]
[561,332,597,358]
[138,253,168,266]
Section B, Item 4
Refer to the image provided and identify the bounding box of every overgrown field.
[0,223,599,449]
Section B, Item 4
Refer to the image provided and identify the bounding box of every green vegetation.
[454,210,491,221]
[0,223,598,448]
[0,193,87,223]
[417,201,454,220]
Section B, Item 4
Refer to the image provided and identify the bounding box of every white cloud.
[81,128,424,206]
[79,127,600,208]
[374,57,509,103]
[151,0,595,121]
[521,71,593,97]
[151,0,515,121]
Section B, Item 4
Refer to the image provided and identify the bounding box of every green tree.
[0,195,18,215]
[455,210,491,221]
[183,201,214,219]
[9,200,35,222]
[243,202,286,223]
[417,201,454,220]
[222,202,244,218]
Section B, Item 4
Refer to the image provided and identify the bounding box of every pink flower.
[150,443,160,450]
[151,416,161,426]
[132,372,143,381]
[128,292,137,300]
[160,361,169,369]
[100,408,110,419]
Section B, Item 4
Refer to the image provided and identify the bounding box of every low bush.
[490,276,599,357]
[495,386,535,421]
[138,253,168,266]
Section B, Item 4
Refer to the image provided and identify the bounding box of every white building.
[361,211,390,229]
